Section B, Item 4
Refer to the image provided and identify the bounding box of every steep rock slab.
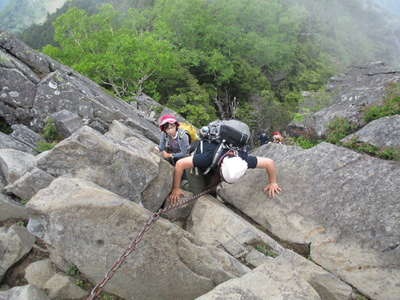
[36,125,168,207]
[342,115,400,148]
[0,192,28,221]
[218,143,400,300]
[189,196,352,300]
[307,62,400,136]
[0,224,35,281]
[0,285,50,300]
[27,177,248,300]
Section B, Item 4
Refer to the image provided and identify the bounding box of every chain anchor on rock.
[87,185,216,300]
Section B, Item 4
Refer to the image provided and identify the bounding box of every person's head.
[159,114,179,136]
[220,156,248,184]
[272,131,283,142]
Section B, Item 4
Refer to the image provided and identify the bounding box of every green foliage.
[40,0,339,127]
[254,243,279,258]
[19,198,29,205]
[42,118,60,142]
[43,5,183,101]
[166,76,217,127]
[100,293,118,300]
[326,117,358,144]
[66,264,80,276]
[353,293,369,300]
[379,148,400,161]
[0,118,12,134]
[16,220,27,227]
[75,279,88,289]
[293,136,321,149]
[293,113,305,122]
[150,105,163,115]
[35,141,58,153]
[343,137,400,161]
[364,83,400,123]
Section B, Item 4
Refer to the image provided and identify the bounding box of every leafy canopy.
[43,0,333,128]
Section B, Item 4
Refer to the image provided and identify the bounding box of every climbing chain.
[87,185,216,300]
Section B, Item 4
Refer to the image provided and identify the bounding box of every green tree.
[43,5,183,100]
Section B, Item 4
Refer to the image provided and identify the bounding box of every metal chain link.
[87,185,216,300]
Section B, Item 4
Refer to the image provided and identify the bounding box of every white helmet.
[220,156,248,184]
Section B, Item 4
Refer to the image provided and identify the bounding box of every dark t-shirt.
[192,141,257,173]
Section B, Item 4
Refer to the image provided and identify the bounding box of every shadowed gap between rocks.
[218,198,311,257]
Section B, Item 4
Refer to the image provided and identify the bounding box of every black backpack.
[201,119,251,148]
[198,120,251,174]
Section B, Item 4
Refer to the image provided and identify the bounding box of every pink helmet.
[159,114,179,130]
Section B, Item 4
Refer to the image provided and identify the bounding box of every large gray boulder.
[218,143,400,300]
[0,224,35,281]
[27,177,249,300]
[0,149,36,184]
[342,114,400,148]
[36,125,170,208]
[304,62,400,136]
[0,31,159,143]
[0,285,50,300]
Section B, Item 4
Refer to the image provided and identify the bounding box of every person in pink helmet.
[155,114,190,165]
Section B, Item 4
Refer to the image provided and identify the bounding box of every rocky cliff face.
[0,31,159,142]
[1,33,399,300]
[288,61,400,140]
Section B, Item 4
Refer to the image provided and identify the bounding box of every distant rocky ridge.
[1,33,399,300]
[288,61,400,144]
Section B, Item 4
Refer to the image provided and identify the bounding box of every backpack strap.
[203,141,226,175]
[178,128,192,144]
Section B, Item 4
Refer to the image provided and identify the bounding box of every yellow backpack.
[179,122,199,143]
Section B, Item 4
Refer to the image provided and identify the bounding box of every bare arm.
[169,156,194,203]
[256,157,281,198]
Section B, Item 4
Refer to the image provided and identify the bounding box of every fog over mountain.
[0,0,67,33]
[370,0,400,14]
[0,0,10,10]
